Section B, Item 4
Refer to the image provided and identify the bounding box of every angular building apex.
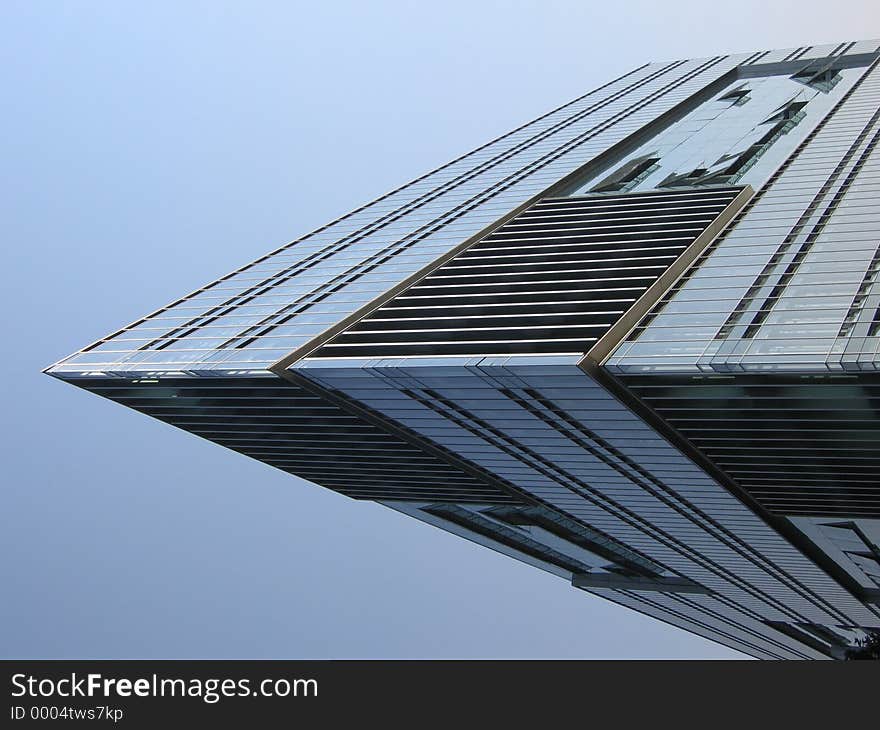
[50,40,880,659]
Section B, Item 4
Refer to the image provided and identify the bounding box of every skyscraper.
[47,40,880,659]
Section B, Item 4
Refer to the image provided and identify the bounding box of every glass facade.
[608,54,880,373]
[48,40,880,659]
[51,54,747,375]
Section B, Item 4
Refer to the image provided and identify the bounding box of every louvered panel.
[71,377,521,504]
[622,373,880,518]
[318,187,745,358]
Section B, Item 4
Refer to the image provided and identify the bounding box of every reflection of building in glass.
[48,40,880,659]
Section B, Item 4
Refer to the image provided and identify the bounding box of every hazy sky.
[3,1,879,659]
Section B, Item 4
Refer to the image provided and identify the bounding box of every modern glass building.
[47,40,880,659]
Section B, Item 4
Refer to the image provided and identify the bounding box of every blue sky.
[3,1,878,658]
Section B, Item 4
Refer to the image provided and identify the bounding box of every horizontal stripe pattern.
[319,188,743,357]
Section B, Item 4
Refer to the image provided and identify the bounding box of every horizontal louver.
[73,377,520,504]
[318,187,744,357]
[622,373,880,518]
